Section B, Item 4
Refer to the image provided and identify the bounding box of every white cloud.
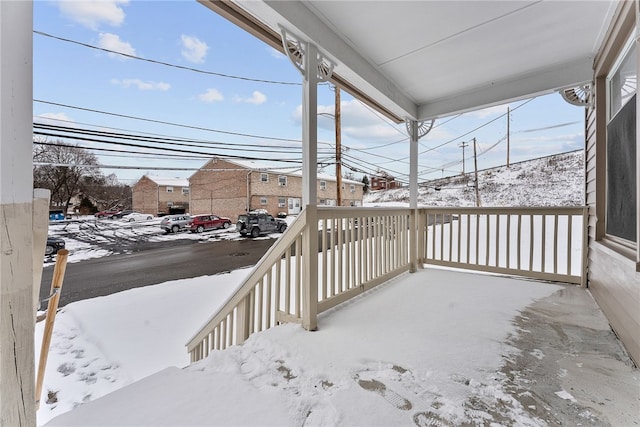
[98,33,136,59]
[268,47,286,59]
[35,112,74,125]
[293,99,406,141]
[181,35,208,64]
[464,104,510,119]
[198,88,224,103]
[111,79,170,91]
[56,0,128,30]
[234,91,267,105]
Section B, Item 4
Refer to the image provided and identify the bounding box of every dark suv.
[237,212,287,238]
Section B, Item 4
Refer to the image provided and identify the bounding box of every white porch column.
[409,120,419,209]
[408,120,419,272]
[302,43,319,207]
[0,1,36,426]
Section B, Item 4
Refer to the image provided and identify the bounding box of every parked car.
[121,212,154,222]
[94,209,119,219]
[237,211,287,238]
[49,210,65,221]
[111,210,134,219]
[45,236,65,256]
[188,214,232,233]
[160,214,192,233]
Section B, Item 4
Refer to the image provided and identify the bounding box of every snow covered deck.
[42,267,638,426]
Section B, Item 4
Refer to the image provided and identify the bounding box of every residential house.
[188,158,364,219]
[132,175,190,216]
[370,171,402,191]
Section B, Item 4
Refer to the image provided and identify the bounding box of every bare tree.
[84,173,132,210]
[33,138,103,212]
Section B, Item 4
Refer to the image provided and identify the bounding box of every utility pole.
[506,106,511,168]
[473,137,480,207]
[335,85,342,207]
[459,141,468,175]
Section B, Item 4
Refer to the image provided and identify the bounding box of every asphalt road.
[39,237,276,308]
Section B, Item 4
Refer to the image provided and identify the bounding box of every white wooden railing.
[187,206,587,362]
[186,206,415,362]
[420,207,588,285]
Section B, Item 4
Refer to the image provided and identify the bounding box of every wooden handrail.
[186,209,308,353]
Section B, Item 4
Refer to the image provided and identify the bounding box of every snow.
[365,151,584,207]
[37,268,562,426]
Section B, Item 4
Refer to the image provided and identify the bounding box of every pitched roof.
[143,175,189,187]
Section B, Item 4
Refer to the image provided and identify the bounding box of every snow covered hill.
[365,150,584,207]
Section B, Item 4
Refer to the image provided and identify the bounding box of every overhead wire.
[34,30,302,86]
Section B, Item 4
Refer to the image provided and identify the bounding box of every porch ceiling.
[200,0,617,122]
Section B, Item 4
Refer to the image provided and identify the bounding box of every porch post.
[409,120,419,272]
[282,29,334,331]
[302,43,319,207]
[406,120,433,272]
[0,1,36,425]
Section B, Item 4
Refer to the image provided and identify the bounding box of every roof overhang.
[199,0,618,122]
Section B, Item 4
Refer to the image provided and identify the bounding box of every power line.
[32,137,304,164]
[34,30,301,86]
[34,123,336,156]
[34,99,303,143]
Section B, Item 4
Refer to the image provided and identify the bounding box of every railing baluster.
[567,214,573,276]
[517,214,522,270]
[495,215,500,267]
[541,214,547,273]
[266,273,272,329]
[338,216,343,293]
[258,279,264,332]
[285,246,291,316]
[553,214,559,275]
[485,214,490,266]
[475,214,480,265]
[506,215,511,269]
[296,234,302,317]
[529,215,534,272]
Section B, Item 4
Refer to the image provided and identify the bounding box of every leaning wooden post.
[35,249,69,409]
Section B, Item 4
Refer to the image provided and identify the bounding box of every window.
[350,184,356,193]
[182,187,189,195]
[341,183,345,189]
[319,199,326,205]
[166,186,174,193]
[261,173,269,182]
[278,176,287,186]
[260,197,268,205]
[278,197,286,208]
[167,202,173,207]
[606,36,637,244]
[320,180,326,190]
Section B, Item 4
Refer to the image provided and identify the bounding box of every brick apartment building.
[132,175,190,215]
[188,158,364,219]
[370,172,402,191]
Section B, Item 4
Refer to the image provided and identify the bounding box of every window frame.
[278,175,287,186]
[604,32,638,251]
[260,173,269,182]
[166,186,174,193]
[260,197,268,206]
[320,180,326,190]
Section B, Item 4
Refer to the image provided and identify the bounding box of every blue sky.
[33,0,586,185]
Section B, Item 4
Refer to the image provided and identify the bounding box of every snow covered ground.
[36,267,639,426]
